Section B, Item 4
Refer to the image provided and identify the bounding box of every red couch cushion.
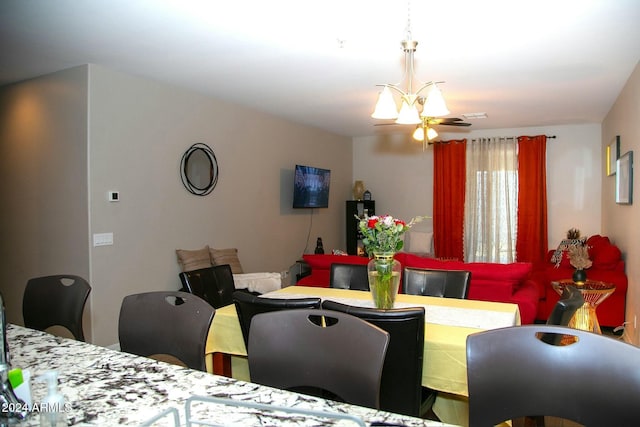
[586,235,621,270]
[586,234,610,257]
[400,253,532,300]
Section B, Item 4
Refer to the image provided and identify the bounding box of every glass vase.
[367,252,401,309]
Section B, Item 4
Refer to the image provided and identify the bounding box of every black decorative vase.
[572,268,587,284]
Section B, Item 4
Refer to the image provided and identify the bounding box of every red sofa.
[297,252,539,324]
[529,234,627,328]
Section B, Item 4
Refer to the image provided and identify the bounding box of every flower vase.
[572,268,587,284]
[367,252,401,309]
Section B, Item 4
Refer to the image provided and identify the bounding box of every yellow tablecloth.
[205,286,521,426]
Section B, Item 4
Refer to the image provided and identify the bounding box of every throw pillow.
[405,231,434,254]
[550,238,586,268]
[210,248,244,274]
[176,246,212,272]
[591,244,621,270]
[586,235,609,260]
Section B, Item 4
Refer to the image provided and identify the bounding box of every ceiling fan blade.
[426,117,464,124]
[437,122,471,127]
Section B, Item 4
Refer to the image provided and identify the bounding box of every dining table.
[4,323,458,426]
[205,286,522,426]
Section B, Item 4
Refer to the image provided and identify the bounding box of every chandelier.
[371,3,449,127]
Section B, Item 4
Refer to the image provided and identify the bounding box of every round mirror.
[180,143,219,196]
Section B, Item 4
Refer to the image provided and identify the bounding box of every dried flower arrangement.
[568,244,592,270]
[566,228,581,239]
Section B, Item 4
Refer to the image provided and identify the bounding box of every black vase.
[572,269,587,283]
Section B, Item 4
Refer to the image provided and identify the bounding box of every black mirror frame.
[180,143,219,196]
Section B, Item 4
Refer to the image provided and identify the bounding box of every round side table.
[551,279,615,334]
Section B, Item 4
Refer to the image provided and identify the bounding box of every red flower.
[394,219,405,226]
[367,218,378,228]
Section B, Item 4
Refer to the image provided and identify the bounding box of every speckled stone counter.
[5,325,457,426]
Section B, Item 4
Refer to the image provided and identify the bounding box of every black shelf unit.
[346,200,375,256]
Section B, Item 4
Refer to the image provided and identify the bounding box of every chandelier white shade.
[370,86,398,120]
[371,37,450,124]
[421,84,449,117]
[412,125,438,142]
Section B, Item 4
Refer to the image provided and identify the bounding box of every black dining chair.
[248,308,390,409]
[23,275,91,341]
[232,290,321,349]
[403,267,471,299]
[118,291,215,371]
[466,325,640,426]
[546,284,584,326]
[321,300,426,417]
[179,264,236,308]
[329,263,370,291]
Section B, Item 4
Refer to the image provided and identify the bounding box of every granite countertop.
[5,325,455,426]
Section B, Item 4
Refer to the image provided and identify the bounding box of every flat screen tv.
[293,164,331,208]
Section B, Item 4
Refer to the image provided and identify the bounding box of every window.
[464,138,518,263]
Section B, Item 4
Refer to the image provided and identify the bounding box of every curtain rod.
[469,135,556,142]
[517,135,556,139]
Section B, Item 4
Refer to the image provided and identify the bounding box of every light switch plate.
[108,191,119,202]
[93,232,113,247]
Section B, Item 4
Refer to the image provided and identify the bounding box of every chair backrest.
[542,285,585,344]
[23,275,91,341]
[248,308,390,409]
[546,285,584,324]
[402,267,471,299]
[329,263,370,291]
[466,325,640,426]
[118,291,215,371]
[179,264,235,308]
[321,300,424,417]
[233,290,321,349]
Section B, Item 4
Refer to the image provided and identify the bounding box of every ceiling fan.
[374,116,471,128]
[375,116,471,148]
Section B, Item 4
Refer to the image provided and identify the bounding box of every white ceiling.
[1,0,639,137]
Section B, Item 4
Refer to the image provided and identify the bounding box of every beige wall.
[1,65,353,346]
[602,61,640,343]
[0,66,91,331]
[353,123,603,247]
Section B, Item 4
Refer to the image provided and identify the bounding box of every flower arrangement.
[356,214,426,255]
[566,228,581,239]
[568,244,592,270]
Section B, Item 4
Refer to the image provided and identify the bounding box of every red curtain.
[433,139,466,260]
[516,135,548,264]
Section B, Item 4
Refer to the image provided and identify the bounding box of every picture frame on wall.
[607,135,620,176]
[616,151,633,204]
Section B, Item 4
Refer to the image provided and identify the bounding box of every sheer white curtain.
[464,137,518,263]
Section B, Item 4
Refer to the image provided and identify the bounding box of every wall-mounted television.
[293,164,331,208]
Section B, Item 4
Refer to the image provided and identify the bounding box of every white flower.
[382,216,394,227]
